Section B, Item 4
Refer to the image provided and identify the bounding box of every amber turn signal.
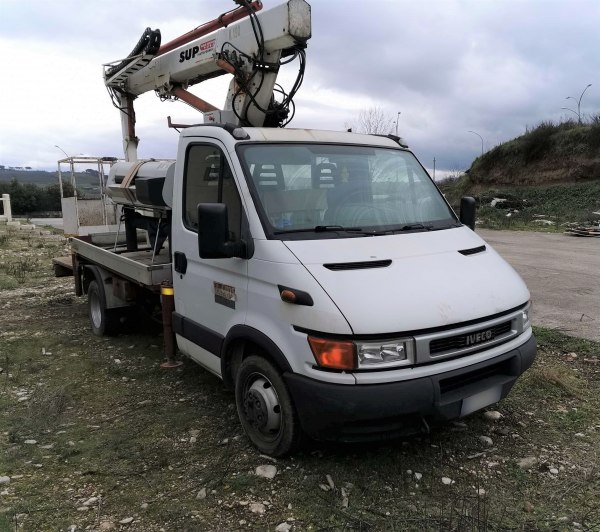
[307,336,356,370]
[280,289,297,303]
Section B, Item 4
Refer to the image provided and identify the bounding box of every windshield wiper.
[272,225,364,235]
[396,223,434,232]
[314,225,363,232]
[315,225,396,236]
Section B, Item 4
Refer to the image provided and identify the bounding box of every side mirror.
[197,203,248,259]
[460,196,476,230]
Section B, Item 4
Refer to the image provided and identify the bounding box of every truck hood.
[284,226,529,334]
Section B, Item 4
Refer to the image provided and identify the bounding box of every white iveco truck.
[67,0,536,455]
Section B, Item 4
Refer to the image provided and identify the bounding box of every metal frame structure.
[57,156,121,234]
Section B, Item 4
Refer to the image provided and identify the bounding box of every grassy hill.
[0,168,104,203]
[0,168,57,186]
[468,118,600,186]
[0,168,99,188]
[441,118,600,230]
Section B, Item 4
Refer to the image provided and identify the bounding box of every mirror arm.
[222,240,247,259]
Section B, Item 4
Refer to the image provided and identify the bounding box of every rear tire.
[235,355,303,457]
[88,280,121,336]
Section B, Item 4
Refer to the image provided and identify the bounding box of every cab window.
[183,144,242,240]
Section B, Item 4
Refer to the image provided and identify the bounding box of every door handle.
[174,251,187,274]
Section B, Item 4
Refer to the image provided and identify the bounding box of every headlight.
[308,336,415,370]
[522,302,532,329]
[357,339,415,368]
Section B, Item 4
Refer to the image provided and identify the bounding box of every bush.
[522,121,558,163]
[0,179,75,214]
[588,117,600,149]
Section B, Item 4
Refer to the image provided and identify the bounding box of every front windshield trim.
[235,141,458,241]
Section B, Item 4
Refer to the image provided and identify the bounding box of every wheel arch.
[221,325,293,390]
[82,265,103,294]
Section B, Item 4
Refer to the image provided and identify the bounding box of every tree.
[348,107,396,135]
[0,179,76,213]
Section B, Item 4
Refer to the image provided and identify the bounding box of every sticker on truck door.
[214,282,236,309]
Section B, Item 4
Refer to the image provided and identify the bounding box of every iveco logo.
[466,329,494,346]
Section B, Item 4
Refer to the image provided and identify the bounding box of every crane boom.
[104,0,311,161]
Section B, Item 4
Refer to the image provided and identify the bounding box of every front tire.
[88,280,121,336]
[235,355,302,457]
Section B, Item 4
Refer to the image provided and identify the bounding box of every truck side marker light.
[308,337,356,371]
[280,289,297,303]
[278,285,314,306]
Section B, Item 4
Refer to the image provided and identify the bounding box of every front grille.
[429,320,512,355]
[324,259,392,271]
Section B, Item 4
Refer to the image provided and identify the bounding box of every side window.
[184,144,242,240]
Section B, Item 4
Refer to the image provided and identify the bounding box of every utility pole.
[467,131,484,156]
[55,145,69,159]
[562,83,592,123]
[433,157,436,180]
[396,111,401,136]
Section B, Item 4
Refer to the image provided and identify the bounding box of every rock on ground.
[255,464,277,479]
[479,435,493,446]
[483,410,503,421]
[250,502,266,514]
[517,456,537,469]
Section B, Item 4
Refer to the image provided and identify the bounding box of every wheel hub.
[90,290,102,329]
[244,389,269,429]
[243,377,281,434]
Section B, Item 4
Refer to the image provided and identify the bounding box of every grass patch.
[441,178,600,231]
[530,365,586,399]
[535,326,600,358]
[1,314,599,530]
[0,257,41,283]
[0,272,19,290]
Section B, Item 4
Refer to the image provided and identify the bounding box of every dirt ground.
[0,223,599,531]
[480,229,600,342]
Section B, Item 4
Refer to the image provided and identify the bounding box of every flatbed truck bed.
[69,238,172,289]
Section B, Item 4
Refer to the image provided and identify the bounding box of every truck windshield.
[238,143,457,238]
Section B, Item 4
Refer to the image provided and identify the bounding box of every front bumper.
[284,334,536,442]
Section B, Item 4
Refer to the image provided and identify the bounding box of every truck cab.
[168,125,535,455]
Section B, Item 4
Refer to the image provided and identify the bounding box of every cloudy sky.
[1,0,599,175]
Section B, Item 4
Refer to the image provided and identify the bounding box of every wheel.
[235,355,303,457]
[88,280,121,336]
